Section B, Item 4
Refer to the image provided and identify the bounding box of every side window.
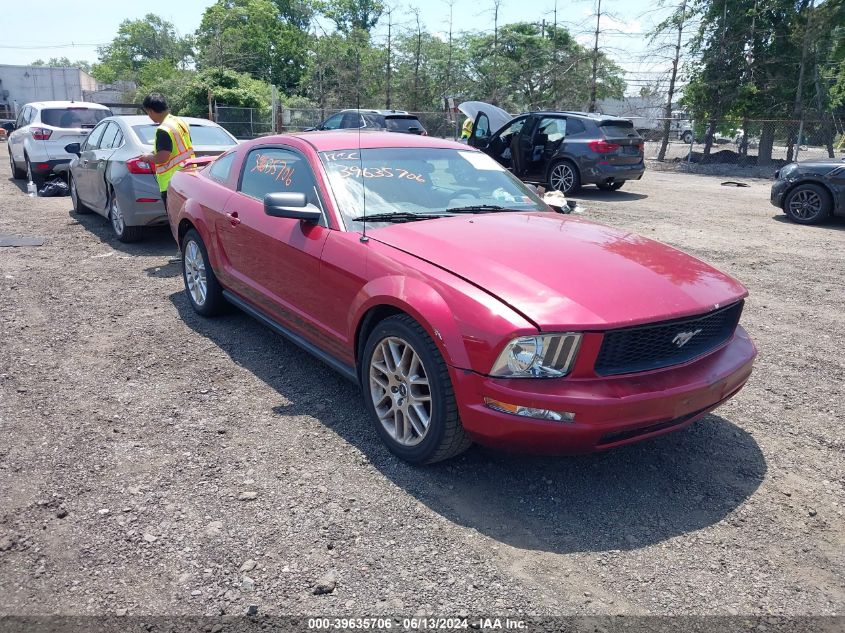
[26,107,36,125]
[474,113,490,139]
[99,123,120,150]
[536,117,566,143]
[16,107,28,128]
[239,147,319,205]
[500,117,525,139]
[83,122,108,151]
[340,112,363,129]
[320,114,343,130]
[566,118,585,135]
[208,151,236,185]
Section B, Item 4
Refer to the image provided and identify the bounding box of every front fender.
[350,275,471,369]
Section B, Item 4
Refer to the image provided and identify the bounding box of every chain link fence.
[280,108,460,138]
[646,118,845,166]
[215,105,273,139]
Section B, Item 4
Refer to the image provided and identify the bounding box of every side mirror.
[65,142,81,156]
[1,122,14,133]
[264,192,321,223]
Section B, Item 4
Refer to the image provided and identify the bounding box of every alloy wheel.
[550,163,574,193]
[369,336,432,447]
[70,178,78,209]
[110,198,125,235]
[184,239,208,307]
[789,189,822,221]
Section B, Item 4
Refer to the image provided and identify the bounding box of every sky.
[0,0,683,96]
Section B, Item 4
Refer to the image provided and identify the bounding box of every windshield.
[319,147,548,227]
[132,124,236,146]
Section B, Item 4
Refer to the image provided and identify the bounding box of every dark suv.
[311,109,427,135]
[460,101,645,194]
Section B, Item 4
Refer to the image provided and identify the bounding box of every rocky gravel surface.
[0,160,842,618]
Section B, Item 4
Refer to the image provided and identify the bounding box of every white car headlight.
[490,333,582,378]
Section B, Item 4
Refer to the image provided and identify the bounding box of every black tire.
[597,181,625,192]
[682,131,694,144]
[9,150,25,180]
[69,176,92,214]
[784,183,832,225]
[362,314,471,464]
[109,192,143,242]
[181,229,226,317]
[25,156,44,187]
[547,159,581,195]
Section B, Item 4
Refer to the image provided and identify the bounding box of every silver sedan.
[66,115,237,242]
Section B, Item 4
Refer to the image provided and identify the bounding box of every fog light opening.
[483,397,575,422]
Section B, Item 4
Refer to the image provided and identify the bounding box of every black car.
[459,101,645,194]
[771,158,845,225]
[310,109,427,135]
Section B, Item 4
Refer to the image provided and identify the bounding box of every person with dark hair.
[141,93,194,208]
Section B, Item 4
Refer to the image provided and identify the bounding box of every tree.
[196,0,311,91]
[31,58,92,73]
[649,0,689,162]
[321,0,384,34]
[92,14,192,83]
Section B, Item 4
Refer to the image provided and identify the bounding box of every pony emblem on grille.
[672,328,703,348]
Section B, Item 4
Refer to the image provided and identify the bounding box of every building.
[0,64,99,118]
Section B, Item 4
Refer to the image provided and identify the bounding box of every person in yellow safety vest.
[140,93,194,209]
[460,117,473,142]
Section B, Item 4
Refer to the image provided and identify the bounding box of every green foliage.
[320,0,384,34]
[31,57,92,73]
[93,14,192,84]
[195,0,310,91]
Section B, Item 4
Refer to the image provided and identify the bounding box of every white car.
[7,101,112,185]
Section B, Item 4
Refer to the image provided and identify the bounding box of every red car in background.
[166,131,756,464]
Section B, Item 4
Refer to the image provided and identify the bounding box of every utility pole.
[492,0,502,104]
[657,0,687,162]
[790,0,814,162]
[385,5,393,109]
[588,0,602,113]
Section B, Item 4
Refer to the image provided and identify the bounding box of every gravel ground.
[0,159,843,619]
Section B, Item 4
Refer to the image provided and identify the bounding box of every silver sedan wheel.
[788,189,822,221]
[110,198,125,236]
[369,336,432,447]
[550,163,574,193]
[70,178,78,208]
[184,240,208,307]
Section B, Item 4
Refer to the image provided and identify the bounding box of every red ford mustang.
[166,131,757,464]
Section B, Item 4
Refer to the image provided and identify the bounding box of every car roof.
[530,110,633,123]
[26,101,111,110]
[340,109,412,116]
[110,115,225,126]
[254,130,465,152]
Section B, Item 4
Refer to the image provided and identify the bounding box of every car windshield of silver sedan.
[319,147,548,226]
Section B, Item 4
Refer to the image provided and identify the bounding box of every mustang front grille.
[594,301,744,376]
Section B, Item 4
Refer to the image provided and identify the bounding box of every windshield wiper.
[351,212,451,223]
[445,204,514,214]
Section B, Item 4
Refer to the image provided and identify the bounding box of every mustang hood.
[372,213,748,330]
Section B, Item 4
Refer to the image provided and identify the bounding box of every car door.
[9,106,32,165]
[75,121,109,208]
[217,146,330,335]
[340,112,364,129]
[88,122,123,212]
[524,115,566,181]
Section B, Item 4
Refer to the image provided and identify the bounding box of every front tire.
[181,229,225,316]
[682,131,694,144]
[784,183,832,225]
[548,160,581,195]
[597,181,625,192]
[109,193,143,242]
[362,315,471,464]
[69,176,92,214]
[9,150,25,180]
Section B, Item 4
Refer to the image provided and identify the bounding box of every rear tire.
[362,314,471,464]
[25,156,44,187]
[597,181,625,192]
[181,229,226,317]
[784,183,832,225]
[109,193,143,242]
[548,160,581,195]
[682,131,694,144]
[69,176,92,214]
[9,150,25,180]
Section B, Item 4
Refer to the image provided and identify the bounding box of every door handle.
[226,211,241,226]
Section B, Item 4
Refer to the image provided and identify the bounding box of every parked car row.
[5,102,238,242]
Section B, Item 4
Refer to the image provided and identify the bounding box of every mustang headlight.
[490,333,582,378]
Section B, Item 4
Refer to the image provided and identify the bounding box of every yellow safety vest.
[154,114,195,192]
